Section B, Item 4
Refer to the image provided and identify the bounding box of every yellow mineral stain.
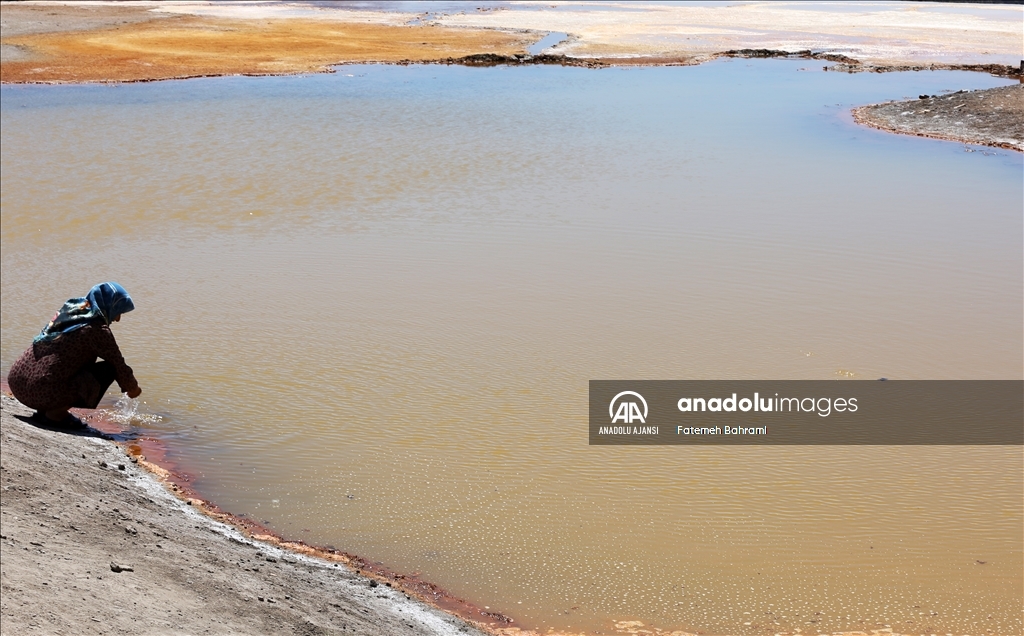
[1,15,534,83]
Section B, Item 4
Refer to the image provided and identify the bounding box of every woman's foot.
[32,410,86,429]
[44,408,70,422]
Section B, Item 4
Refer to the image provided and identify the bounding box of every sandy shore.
[0,394,493,636]
[2,1,1021,83]
[431,1,1023,67]
[853,84,1024,152]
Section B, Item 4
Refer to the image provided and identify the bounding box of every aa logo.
[609,391,648,424]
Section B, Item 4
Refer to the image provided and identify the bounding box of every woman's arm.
[91,324,141,396]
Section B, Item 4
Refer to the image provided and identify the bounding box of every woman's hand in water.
[127,386,142,399]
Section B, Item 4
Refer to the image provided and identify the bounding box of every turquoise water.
[2,60,1021,635]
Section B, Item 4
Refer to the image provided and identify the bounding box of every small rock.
[110,562,134,573]
[98,461,107,468]
[117,464,125,471]
[265,556,277,563]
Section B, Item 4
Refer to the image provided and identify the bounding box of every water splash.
[102,394,164,426]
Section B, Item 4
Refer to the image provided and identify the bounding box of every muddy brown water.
[1,60,1021,635]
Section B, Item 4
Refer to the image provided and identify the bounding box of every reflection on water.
[1,60,1021,635]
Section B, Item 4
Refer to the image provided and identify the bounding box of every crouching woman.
[8,282,142,426]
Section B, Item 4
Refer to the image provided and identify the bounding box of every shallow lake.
[2,59,1021,635]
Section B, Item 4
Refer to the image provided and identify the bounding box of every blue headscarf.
[34,282,135,344]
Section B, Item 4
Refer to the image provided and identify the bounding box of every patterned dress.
[8,322,139,411]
